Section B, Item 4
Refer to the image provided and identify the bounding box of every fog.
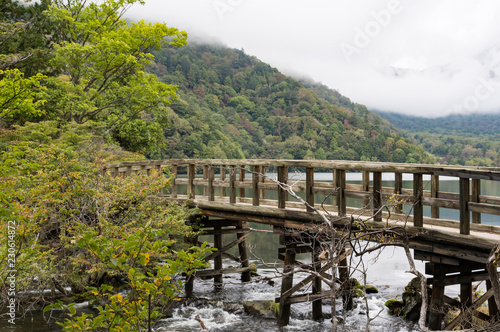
[128,0,500,117]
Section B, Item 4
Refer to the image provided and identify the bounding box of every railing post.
[373,172,382,221]
[362,170,370,209]
[431,175,439,218]
[187,164,195,199]
[306,167,314,212]
[394,172,403,213]
[203,165,208,197]
[229,166,236,204]
[239,166,246,200]
[460,177,470,235]
[208,165,215,201]
[336,170,346,217]
[171,165,178,198]
[220,165,226,198]
[413,173,423,227]
[260,165,266,199]
[471,179,481,224]
[252,165,259,206]
[126,166,132,177]
[278,166,288,209]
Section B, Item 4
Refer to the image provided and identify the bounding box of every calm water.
[4,173,499,331]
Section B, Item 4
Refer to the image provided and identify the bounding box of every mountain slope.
[375,111,500,166]
[148,43,434,163]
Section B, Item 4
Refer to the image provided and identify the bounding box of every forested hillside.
[147,43,434,164]
[376,111,500,166]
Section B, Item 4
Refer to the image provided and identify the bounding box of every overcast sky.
[128,0,500,117]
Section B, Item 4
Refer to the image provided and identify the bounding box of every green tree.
[44,0,187,123]
[1,121,209,330]
[0,68,46,126]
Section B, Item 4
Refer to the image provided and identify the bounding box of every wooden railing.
[103,159,500,235]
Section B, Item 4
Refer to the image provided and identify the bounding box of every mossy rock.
[365,285,378,294]
[243,300,278,318]
[249,264,259,277]
[354,288,365,298]
[350,278,378,294]
[385,299,404,316]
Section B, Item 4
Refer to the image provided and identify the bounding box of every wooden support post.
[395,172,403,213]
[460,260,473,329]
[460,177,470,235]
[214,225,223,290]
[113,166,119,177]
[277,241,296,326]
[239,167,246,200]
[332,169,337,210]
[185,274,194,298]
[252,165,260,206]
[312,243,322,320]
[171,165,178,198]
[486,279,499,319]
[373,172,382,222]
[229,166,236,204]
[362,170,370,209]
[203,165,208,197]
[207,166,215,201]
[431,175,440,218]
[429,263,446,330]
[339,248,353,311]
[306,167,314,212]
[260,165,266,199]
[472,179,481,224]
[336,170,346,217]
[238,222,251,282]
[278,166,288,209]
[187,164,195,199]
[413,173,423,227]
[220,166,226,198]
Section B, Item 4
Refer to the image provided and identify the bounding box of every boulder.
[243,300,279,318]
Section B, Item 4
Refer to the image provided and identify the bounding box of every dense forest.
[375,111,500,166]
[145,43,435,164]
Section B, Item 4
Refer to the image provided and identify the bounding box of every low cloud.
[129,0,500,117]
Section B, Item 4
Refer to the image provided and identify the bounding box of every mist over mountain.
[143,42,433,164]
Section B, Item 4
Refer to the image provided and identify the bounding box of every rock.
[385,299,404,316]
[243,300,279,318]
[385,277,422,321]
[349,278,378,296]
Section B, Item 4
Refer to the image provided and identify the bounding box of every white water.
[156,246,434,331]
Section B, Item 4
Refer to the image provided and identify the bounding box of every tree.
[0,68,46,126]
[0,0,52,76]
[43,0,186,123]
[0,120,210,330]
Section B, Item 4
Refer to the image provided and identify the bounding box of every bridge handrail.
[102,159,500,236]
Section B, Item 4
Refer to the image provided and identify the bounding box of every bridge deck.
[104,159,500,262]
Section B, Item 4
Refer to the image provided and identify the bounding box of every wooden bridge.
[104,159,500,330]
